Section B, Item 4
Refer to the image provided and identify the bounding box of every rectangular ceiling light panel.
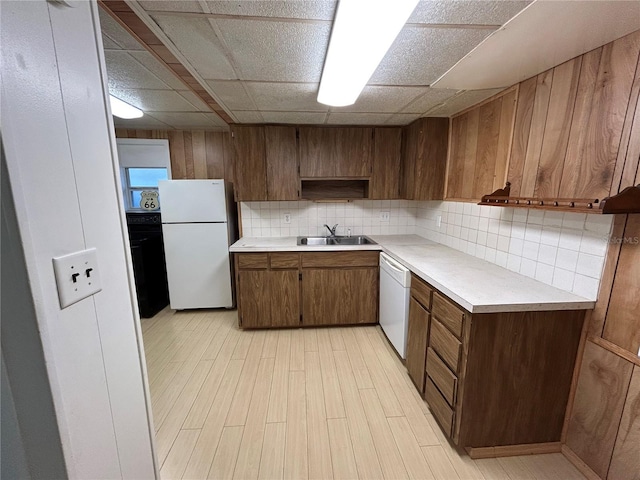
[317,0,419,106]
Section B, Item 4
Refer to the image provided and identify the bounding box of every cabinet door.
[265,126,299,200]
[270,270,300,327]
[232,126,267,201]
[370,128,402,199]
[302,268,377,325]
[299,127,335,177]
[335,128,373,177]
[406,297,430,392]
[401,121,419,199]
[238,270,271,328]
[414,118,448,200]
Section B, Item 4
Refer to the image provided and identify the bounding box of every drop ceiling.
[100,0,639,130]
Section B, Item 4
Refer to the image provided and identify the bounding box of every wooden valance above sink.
[478,183,640,214]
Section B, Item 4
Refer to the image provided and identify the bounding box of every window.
[116,138,171,212]
[124,167,167,211]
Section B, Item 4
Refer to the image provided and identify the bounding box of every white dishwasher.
[379,252,411,359]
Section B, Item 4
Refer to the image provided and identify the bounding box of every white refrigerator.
[158,179,237,310]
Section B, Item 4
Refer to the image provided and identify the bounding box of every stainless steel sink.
[297,236,332,245]
[297,235,376,246]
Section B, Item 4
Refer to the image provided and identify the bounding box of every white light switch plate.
[52,248,102,309]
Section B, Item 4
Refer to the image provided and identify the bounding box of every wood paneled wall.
[560,32,640,480]
[115,129,233,182]
[446,87,517,200]
[508,30,640,200]
[446,29,640,203]
[564,212,640,480]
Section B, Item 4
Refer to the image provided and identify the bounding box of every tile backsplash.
[415,201,613,299]
[240,200,417,237]
[239,200,613,298]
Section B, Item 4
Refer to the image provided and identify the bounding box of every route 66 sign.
[140,191,159,211]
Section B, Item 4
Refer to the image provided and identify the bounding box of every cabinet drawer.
[425,378,454,438]
[426,347,457,407]
[237,253,269,269]
[430,318,462,373]
[432,292,465,338]
[301,251,379,268]
[270,252,299,269]
[410,274,432,310]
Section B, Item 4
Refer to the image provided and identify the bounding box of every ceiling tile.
[215,18,330,82]
[128,51,187,91]
[105,51,171,90]
[98,8,145,51]
[113,115,172,129]
[233,111,265,123]
[204,0,337,20]
[107,88,202,112]
[203,113,229,128]
[177,90,212,112]
[385,113,422,125]
[260,111,327,124]
[326,113,394,125]
[244,82,326,112]
[369,26,495,85]
[425,88,505,116]
[329,86,427,113]
[151,14,237,80]
[101,35,122,50]
[139,1,203,13]
[205,80,257,111]
[149,112,227,129]
[409,1,531,26]
[400,87,458,113]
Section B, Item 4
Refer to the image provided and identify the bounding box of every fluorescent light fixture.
[109,95,143,119]
[317,0,419,107]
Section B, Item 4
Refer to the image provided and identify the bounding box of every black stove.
[126,213,169,318]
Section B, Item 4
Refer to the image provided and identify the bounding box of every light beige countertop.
[229,234,594,314]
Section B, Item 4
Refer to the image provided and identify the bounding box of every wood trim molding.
[588,336,640,367]
[98,0,233,125]
[466,442,562,460]
[561,315,591,443]
[561,445,602,480]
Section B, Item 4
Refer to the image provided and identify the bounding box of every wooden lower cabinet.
[407,274,586,452]
[406,297,430,391]
[301,267,377,326]
[235,251,379,328]
[237,269,299,328]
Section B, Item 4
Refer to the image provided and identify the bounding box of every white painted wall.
[1,1,156,478]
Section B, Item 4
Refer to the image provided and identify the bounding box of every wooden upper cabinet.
[334,127,373,177]
[370,128,402,199]
[232,125,267,201]
[265,126,299,200]
[446,88,517,201]
[299,127,373,178]
[299,127,335,177]
[402,118,449,200]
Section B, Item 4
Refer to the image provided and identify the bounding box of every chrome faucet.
[324,224,338,237]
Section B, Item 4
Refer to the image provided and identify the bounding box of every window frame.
[116,138,172,213]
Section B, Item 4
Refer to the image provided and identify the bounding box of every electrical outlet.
[437,215,442,228]
[52,248,102,309]
[380,211,390,222]
[283,213,291,224]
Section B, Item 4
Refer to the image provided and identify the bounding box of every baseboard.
[561,445,602,480]
[466,442,562,459]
